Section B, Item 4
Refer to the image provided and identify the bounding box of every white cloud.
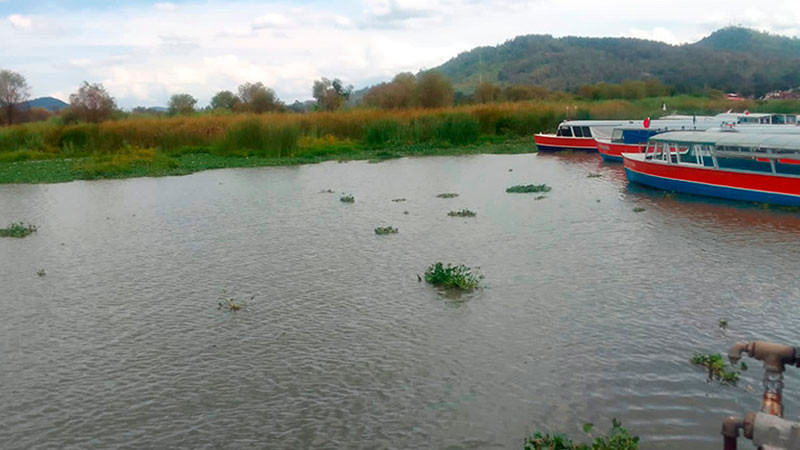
[8,14,32,29]
[7,0,800,108]
[251,13,292,29]
[155,2,176,11]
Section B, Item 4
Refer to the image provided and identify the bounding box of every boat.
[623,131,800,206]
[533,120,632,152]
[598,116,800,162]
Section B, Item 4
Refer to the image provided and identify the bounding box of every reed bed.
[0,96,768,159]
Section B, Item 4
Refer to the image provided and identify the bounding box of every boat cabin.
[642,132,800,176]
[736,113,797,125]
[556,124,592,138]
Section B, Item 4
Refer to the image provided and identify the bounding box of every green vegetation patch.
[424,262,483,290]
[632,207,646,213]
[218,298,243,311]
[690,353,740,385]
[448,209,477,217]
[340,194,355,203]
[524,419,639,450]
[436,193,459,198]
[506,184,552,193]
[0,222,37,238]
[374,226,399,235]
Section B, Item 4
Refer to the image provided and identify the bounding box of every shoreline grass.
[0,139,536,184]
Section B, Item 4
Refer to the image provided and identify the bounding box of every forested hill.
[434,27,800,96]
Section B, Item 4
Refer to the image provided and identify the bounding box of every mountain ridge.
[430,27,800,96]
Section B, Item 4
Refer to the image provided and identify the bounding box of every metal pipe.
[722,416,744,450]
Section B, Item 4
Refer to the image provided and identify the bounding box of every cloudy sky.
[3,0,800,108]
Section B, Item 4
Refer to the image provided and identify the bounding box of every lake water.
[2,153,800,449]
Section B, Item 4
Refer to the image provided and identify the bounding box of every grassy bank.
[0,96,794,183]
[0,138,534,184]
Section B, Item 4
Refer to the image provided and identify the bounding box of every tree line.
[0,66,690,127]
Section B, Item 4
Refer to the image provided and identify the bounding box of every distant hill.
[22,97,68,112]
[695,27,800,57]
[431,27,800,97]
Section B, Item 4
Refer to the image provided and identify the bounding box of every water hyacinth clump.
[0,222,38,238]
[436,193,459,198]
[375,226,398,235]
[633,207,646,213]
[423,262,483,290]
[340,194,355,203]
[690,352,740,385]
[524,419,639,450]
[506,184,552,193]
[448,209,477,217]
[218,298,242,312]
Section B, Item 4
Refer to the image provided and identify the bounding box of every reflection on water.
[2,153,800,449]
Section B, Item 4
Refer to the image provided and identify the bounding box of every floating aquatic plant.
[320,189,335,193]
[506,184,552,193]
[37,269,46,277]
[632,207,646,213]
[423,262,483,290]
[392,198,406,202]
[535,195,547,201]
[340,194,355,203]
[448,209,477,217]
[587,172,602,178]
[218,298,243,312]
[375,226,398,235]
[436,193,459,198]
[524,418,639,450]
[0,222,37,238]
[718,319,728,330]
[690,352,740,385]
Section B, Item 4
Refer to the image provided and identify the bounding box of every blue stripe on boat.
[624,167,800,206]
[600,153,623,163]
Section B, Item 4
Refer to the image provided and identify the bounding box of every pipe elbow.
[722,416,744,438]
[728,342,752,365]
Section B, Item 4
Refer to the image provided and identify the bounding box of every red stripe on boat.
[534,134,597,150]
[623,155,800,197]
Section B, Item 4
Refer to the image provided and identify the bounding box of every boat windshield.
[556,126,573,137]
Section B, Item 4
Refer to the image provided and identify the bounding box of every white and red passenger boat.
[623,131,800,206]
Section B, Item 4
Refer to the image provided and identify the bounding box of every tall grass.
[0,96,779,159]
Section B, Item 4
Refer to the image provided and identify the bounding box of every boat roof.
[560,120,635,126]
[651,131,800,150]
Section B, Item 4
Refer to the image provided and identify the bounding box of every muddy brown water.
[2,153,800,449]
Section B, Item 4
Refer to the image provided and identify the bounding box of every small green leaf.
[582,423,594,434]
[740,361,748,371]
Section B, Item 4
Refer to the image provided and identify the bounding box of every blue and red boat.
[623,132,800,206]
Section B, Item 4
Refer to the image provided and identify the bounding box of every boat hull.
[623,154,800,206]
[596,140,645,163]
[534,134,598,152]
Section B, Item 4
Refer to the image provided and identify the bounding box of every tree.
[237,82,282,113]
[312,77,352,111]
[0,70,30,125]
[415,71,453,108]
[363,72,416,109]
[167,93,197,115]
[68,82,116,123]
[474,81,501,104]
[210,90,240,110]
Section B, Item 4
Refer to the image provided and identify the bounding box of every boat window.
[787,115,797,124]
[572,126,584,137]
[557,126,573,137]
[582,127,592,137]
[611,129,623,141]
[772,115,786,125]
[761,117,770,124]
